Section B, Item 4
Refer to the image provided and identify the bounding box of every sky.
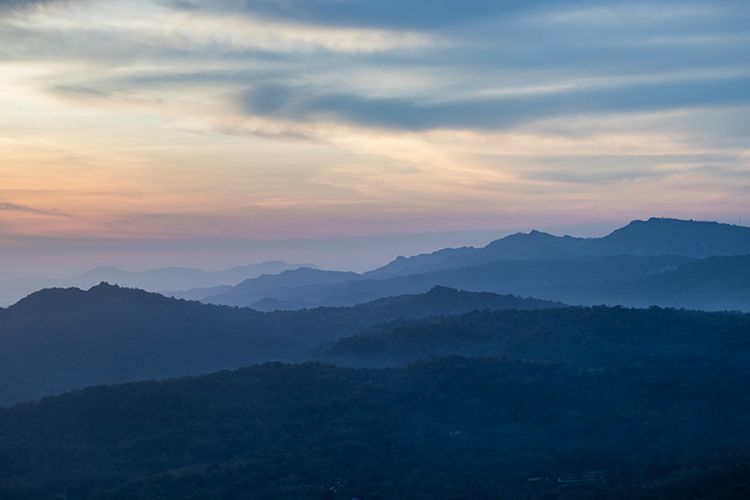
[1,0,749,275]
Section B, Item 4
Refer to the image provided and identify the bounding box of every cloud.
[240,75,750,131]
[512,153,742,184]
[167,0,555,30]
[169,1,750,36]
[0,0,48,5]
[0,0,69,11]
[0,202,69,217]
[53,84,111,98]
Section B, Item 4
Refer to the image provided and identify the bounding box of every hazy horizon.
[3,215,740,279]
[0,220,612,278]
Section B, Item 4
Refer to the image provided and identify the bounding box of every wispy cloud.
[167,0,547,29]
[0,201,70,217]
[0,0,55,7]
[0,0,71,12]
[239,75,750,131]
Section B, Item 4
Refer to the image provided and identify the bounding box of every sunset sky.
[1,0,749,274]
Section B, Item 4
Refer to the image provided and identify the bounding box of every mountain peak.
[92,281,119,289]
[613,216,748,234]
[593,217,750,258]
[426,285,459,295]
[626,217,739,228]
[485,229,560,248]
[8,282,165,313]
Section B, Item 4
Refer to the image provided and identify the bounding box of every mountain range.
[367,217,750,277]
[182,218,750,311]
[197,267,361,307]
[0,283,558,406]
[3,217,750,498]
[3,216,750,407]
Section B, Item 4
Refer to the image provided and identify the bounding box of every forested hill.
[1,358,749,499]
[3,287,750,498]
[321,306,750,368]
[0,283,558,405]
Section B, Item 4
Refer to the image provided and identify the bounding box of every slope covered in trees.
[0,284,557,405]
[320,306,750,367]
[1,358,749,499]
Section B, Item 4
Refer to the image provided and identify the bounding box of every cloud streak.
[168,0,553,29]
[0,0,51,6]
[240,75,750,131]
[0,0,69,12]
[0,202,70,217]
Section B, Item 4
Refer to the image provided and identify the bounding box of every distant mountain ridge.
[0,261,313,307]
[203,254,750,312]
[191,218,750,311]
[368,218,750,277]
[4,218,750,312]
[204,267,361,307]
[73,261,314,291]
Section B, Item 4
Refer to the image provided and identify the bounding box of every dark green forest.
[1,358,750,499]
[3,273,750,498]
[3,297,750,498]
[321,306,750,367]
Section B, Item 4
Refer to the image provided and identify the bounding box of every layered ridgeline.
[3,279,750,406]
[72,261,312,292]
[188,267,361,308]
[0,284,557,406]
[3,266,750,497]
[199,254,750,311]
[368,217,750,277]
[0,261,310,307]
[2,357,749,498]
[194,218,750,311]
